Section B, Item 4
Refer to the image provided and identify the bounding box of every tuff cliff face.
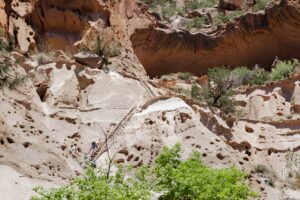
[0,0,300,199]
[131,0,300,77]
[2,0,150,52]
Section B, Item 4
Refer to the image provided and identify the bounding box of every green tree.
[191,82,201,99]
[271,59,299,81]
[199,67,237,113]
[32,144,257,200]
[249,68,269,85]
[154,144,257,200]
[31,167,151,200]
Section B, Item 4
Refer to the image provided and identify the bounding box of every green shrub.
[191,82,201,99]
[214,11,244,26]
[186,16,210,30]
[175,87,190,97]
[80,28,120,59]
[185,0,217,11]
[161,6,184,19]
[155,144,257,200]
[231,67,252,85]
[0,57,26,89]
[33,51,56,65]
[178,72,193,80]
[199,67,237,113]
[32,167,151,200]
[249,68,269,85]
[271,60,299,81]
[0,28,16,52]
[32,144,257,200]
[94,33,120,58]
[214,14,231,25]
[255,164,269,174]
[192,66,271,112]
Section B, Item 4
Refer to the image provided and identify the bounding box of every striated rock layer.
[131,0,300,77]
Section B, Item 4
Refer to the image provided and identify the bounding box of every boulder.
[291,81,300,113]
[73,52,101,68]
[219,0,255,11]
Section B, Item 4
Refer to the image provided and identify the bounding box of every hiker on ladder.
[70,144,79,159]
[87,141,98,157]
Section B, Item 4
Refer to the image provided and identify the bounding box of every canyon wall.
[131,0,300,77]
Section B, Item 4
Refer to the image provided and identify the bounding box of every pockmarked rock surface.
[131,0,300,77]
[0,0,300,199]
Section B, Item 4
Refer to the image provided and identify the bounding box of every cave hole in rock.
[0,138,5,145]
[23,142,31,148]
[7,137,14,144]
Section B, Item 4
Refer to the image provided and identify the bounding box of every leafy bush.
[32,167,151,200]
[191,82,201,99]
[143,0,217,21]
[249,68,269,85]
[0,57,26,89]
[214,11,244,26]
[214,14,231,25]
[0,28,15,52]
[185,0,217,11]
[199,67,237,113]
[32,144,257,200]
[94,32,120,58]
[33,51,56,65]
[186,16,211,30]
[154,144,257,200]
[255,164,269,174]
[231,67,252,85]
[190,66,271,113]
[178,72,194,80]
[271,60,299,81]
[80,27,120,58]
[161,6,184,19]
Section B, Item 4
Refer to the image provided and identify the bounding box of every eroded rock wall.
[131,0,300,77]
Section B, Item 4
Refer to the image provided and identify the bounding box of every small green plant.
[0,57,26,89]
[191,82,201,99]
[186,16,211,30]
[285,150,300,189]
[255,164,269,174]
[213,11,244,26]
[178,72,193,80]
[184,0,217,11]
[161,6,184,19]
[80,27,120,59]
[271,60,299,81]
[249,68,269,85]
[0,28,16,52]
[33,51,56,65]
[175,87,190,98]
[214,14,231,25]
[199,67,237,113]
[231,67,252,85]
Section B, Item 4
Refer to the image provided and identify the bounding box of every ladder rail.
[90,99,141,161]
[140,79,156,97]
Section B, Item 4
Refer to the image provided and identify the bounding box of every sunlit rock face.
[131,0,300,77]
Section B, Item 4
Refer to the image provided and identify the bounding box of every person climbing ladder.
[70,144,79,159]
[87,141,98,157]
